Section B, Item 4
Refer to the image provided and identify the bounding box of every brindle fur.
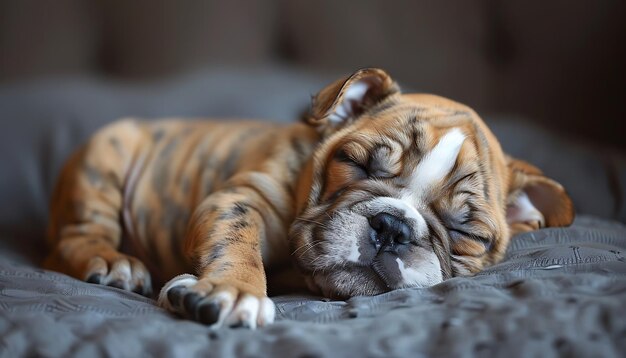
[45,119,319,296]
[45,68,573,327]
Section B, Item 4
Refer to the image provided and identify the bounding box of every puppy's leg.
[44,120,152,295]
[158,187,278,328]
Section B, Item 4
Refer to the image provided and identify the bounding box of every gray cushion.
[1,216,624,357]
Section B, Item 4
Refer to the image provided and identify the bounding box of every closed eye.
[451,171,477,189]
[335,149,394,179]
[447,227,492,254]
[335,149,368,179]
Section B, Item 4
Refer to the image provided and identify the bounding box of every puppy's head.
[289,68,574,298]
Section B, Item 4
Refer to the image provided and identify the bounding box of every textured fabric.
[0,216,624,357]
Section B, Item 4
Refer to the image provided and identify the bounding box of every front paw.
[158,274,275,329]
[82,253,152,296]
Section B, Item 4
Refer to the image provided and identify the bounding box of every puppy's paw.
[83,253,152,296]
[158,274,275,329]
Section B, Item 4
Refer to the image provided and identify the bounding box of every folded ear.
[307,68,400,134]
[505,157,575,235]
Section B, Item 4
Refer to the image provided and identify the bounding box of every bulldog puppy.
[44,68,574,329]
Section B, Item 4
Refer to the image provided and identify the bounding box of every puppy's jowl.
[45,68,574,328]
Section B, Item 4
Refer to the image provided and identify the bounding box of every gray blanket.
[1,216,624,357]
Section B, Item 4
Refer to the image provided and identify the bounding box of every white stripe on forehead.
[402,128,466,202]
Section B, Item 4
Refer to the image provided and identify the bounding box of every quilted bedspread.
[1,216,624,357]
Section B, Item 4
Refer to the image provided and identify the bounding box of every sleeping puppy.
[44,68,574,329]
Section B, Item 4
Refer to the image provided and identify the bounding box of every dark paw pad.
[182,292,204,318]
[132,284,152,297]
[166,286,224,324]
[167,286,187,309]
[107,280,126,290]
[198,301,221,325]
[86,273,103,284]
[229,321,252,329]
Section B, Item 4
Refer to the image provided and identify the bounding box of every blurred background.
[1,0,625,148]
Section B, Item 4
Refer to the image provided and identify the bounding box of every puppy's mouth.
[298,237,440,299]
[291,205,445,298]
[303,262,390,299]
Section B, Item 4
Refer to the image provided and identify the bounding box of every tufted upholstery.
[1,1,625,147]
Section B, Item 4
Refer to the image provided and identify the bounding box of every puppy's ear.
[505,157,575,235]
[307,68,399,133]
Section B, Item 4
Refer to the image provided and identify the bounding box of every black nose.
[369,212,412,250]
